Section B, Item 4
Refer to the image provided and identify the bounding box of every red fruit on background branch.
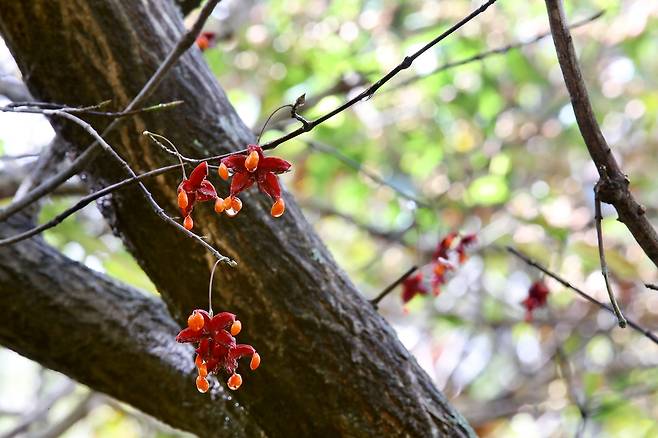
[219,144,292,218]
[176,309,260,392]
[401,272,429,304]
[196,31,217,51]
[522,281,550,322]
[177,161,218,230]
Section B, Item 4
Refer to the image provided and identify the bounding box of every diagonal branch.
[507,246,658,345]
[544,0,658,268]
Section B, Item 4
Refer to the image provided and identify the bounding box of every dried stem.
[594,188,626,327]
[208,259,222,315]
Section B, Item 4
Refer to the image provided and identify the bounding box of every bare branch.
[506,246,658,345]
[545,0,658,267]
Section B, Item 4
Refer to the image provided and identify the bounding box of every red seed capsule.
[245,150,259,172]
[178,190,188,211]
[231,197,242,213]
[230,320,242,336]
[271,198,285,218]
[227,373,242,390]
[196,376,210,393]
[250,352,261,370]
[218,163,229,181]
[188,311,205,331]
[214,198,225,214]
[183,215,194,230]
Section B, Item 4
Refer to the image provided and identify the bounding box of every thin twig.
[555,349,588,438]
[371,265,418,307]
[0,0,221,223]
[390,10,604,92]
[144,131,187,179]
[0,164,179,245]
[594,187,626,327]
[506,246,657,345]
[645,283,658,291]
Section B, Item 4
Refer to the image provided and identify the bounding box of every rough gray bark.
[0,216,263,437]
[0,1,475,436]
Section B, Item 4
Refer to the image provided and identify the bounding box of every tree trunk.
[0,1,474,436]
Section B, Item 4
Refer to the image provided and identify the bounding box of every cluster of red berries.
[521,280,550,322]
[176,310,260,392]
[176,145,291,230]
[401,232,477,304]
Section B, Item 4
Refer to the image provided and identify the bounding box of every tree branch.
[506,246,658,345]
[544,0,658,267]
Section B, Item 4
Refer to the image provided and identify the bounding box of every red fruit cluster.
[177,161,217,231]
[522,281,550,322]
[218,144,291,218]
[400,232,477,304]
[431,233,477,295]
[401,273,428,303]
[176,310,260,393]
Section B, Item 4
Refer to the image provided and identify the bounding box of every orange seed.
[196,375,210,393]
[250,352,261,370]
[218,162,229,181]
[271,198,285,218]
[222,196,233,211]
[214,198,225,214]
[183,215,194,230]
[230,320,242,336]
[245,150,259,172]
[227,373,242,390]
[231,197,242,213]
[177,190,188,211]
[187,311,205,331]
